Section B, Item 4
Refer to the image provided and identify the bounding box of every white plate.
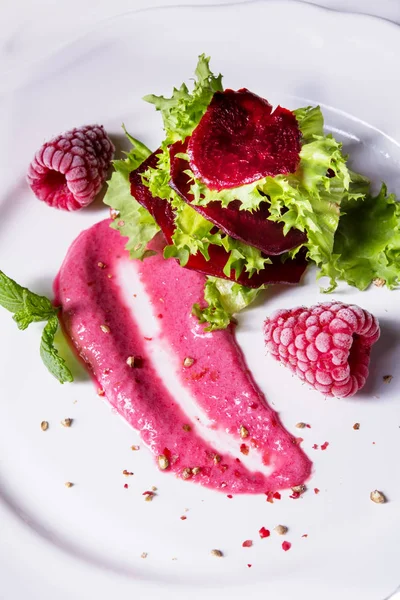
[1,2,400,599]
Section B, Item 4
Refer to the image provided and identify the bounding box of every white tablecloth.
[1,0,400,77]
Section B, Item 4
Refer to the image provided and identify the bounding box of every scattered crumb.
[373,278,386,287]
[312,444,319,450]
[151,486,157,492]
[240,444,249,455]
[210,549,223,557]
[182,468,192,480]
[141,552,148,559]
[126,356,136,368]
[302,534,308,538]
[65,481,73,488]
[242,540,253,548]
[353,423,360,430]
[314,487,320,494]
[158,454,170,470]
[282,541,292,552]
[100,324,110,333]
[143,490,155,501]
[40,421,49,431]
[131,445,140,451]
[383,375,393,384]
[182,424,191,432]
[370,490,386,504]
[291,484,306,494]
[180,516,187,521]
[274,525,288,536]
[122,470,133,476]
[240,425,249,438]
[61,418,72,428]
[183,357,195,368]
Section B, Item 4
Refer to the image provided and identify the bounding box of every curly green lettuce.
[319,184,400,291]
[103,127,160,260]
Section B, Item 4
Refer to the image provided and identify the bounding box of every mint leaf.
[0,270,73,383]
[40,316,73,384]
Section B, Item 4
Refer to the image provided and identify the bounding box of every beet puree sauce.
[54,219,311,493]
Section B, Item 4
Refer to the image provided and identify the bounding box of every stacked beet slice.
[129,88,308,286]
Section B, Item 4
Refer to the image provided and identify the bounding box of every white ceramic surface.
[1,2,400,599]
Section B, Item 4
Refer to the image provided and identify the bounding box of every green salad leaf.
[103,129,160,260]
[0,270,73,383]
[319,184,400,291]
[192,277,263,331]
[143,54,223,144]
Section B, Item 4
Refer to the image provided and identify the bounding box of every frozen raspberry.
[27,125,114,211]
[264,302,380,398]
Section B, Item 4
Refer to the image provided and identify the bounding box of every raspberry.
[264,302,380,398]
[27,125,114,211]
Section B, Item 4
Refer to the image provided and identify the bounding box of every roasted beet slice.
[170,140,306,255]
[187,89,301,191]
[129,151,307,288]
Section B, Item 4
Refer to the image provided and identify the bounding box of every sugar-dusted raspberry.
[264,302,380,398]
[27,125,114,211]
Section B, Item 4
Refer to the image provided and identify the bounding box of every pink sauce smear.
[55,219,311,493]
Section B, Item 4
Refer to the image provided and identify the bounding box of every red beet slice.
[187,89,301,191]
[169,140,306,255]
[129,151,307,288]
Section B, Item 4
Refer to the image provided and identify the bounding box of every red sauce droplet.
[227,494,233,499]
[259,527,270,539]
[306,424,311,428]
[249,403,258,409]
[321,441,329,450]
[157,314,163,319]
[247,564,252,568]
[314,487,320,494]
[144,336,152,341]
[273,491,281,500]
[302,534,308,538]
[289,491,300,499]
[180,516,187,520]
[124,483,128,489]
[242,540,253,548]
[312,444,319,450]
[282,541,292,552]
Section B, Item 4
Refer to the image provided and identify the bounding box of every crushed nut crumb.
[353,422,360,430]
[296,422,306,429]
[131,445,140,451]
[151,486,157,491]
[97,262,106,269]
[141,552,148,559]
[126,356,136,368]
[100,324,110,333]
[192,467,201,475]
[40,421,49,431]
[61,418,72,428]
[274,525,288,536]
[213,454,221,465]
[182,468,192,480]
[158,454,169,470]
[373,278,386,287]
[64,482,73,488]
[183,357,195,367]
[182,424,191,432]
[143,491,155,502]
[370,490,386,504]
[210,549,223,557]
[122,470,133,476]
[240,425,249,438]
[383,375,393,384]
[291,484,306,494]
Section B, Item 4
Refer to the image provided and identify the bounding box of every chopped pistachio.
[158,454,170,470]
[353,422,360,430]
[370,490,386,504]
[126,356,136,368]
[182,468,192,480]
[383,375,393,384]
[40,421,49,431]
[291,484,306,494]
[192,467,201,475]
[240,425,249,438]
[183,357,195,368]
[213,454,221,465]
[296,422,306,429]
[97,262,106,269]
[210,549,223,557]
[64,481,74,488]
[182,424,191,432]
[61,418,72,428]
[274,525,288,536]
[100,324,110,333]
